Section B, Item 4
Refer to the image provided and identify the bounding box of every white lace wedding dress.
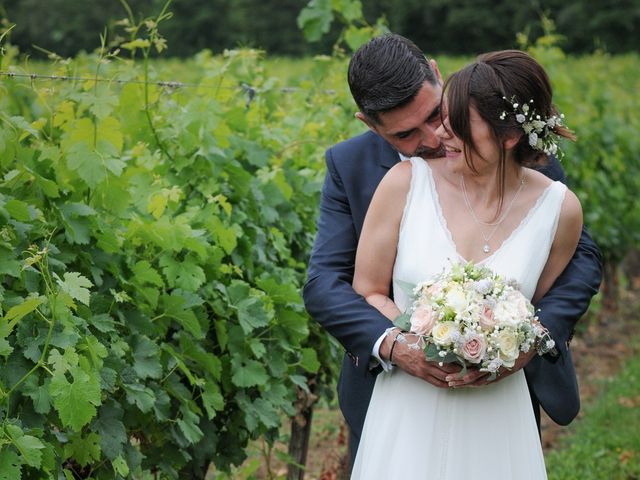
[351,158,567,479]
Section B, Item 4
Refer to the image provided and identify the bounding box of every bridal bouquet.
[395,262,553,377]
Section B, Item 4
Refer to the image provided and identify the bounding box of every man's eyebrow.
[426,104,441,122]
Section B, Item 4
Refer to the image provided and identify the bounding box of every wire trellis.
[0,70,337,109]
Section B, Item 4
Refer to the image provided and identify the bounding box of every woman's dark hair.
[348,33,437,124]
[442,49,575,212]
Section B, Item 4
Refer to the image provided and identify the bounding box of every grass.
[545,352,640,479]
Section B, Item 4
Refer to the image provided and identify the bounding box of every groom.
[303,33,602,464]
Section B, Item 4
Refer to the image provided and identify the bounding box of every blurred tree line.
[0,0,638,58]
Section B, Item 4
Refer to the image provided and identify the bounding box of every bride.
[350,50,582,479]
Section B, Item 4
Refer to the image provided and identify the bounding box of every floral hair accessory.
[499,96,565,157]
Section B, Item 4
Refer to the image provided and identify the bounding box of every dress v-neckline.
[423,162,556,265]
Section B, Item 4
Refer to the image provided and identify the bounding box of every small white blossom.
[532,119,546,130]
[516,114,526,123]
[529,132,538,147]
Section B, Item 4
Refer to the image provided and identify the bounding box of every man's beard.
[413,143,446,159]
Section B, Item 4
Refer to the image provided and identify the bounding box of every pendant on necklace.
[483,244,491,254]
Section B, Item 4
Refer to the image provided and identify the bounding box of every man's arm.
[535,155,603,356]
[535,226,602,356]
[303,148,394,373]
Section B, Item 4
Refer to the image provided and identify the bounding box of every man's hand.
[446,348,537,388]
[380,331,461,388]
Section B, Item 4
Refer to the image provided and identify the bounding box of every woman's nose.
[435,117,451,139]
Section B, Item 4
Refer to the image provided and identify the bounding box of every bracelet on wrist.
[389,331,406,365]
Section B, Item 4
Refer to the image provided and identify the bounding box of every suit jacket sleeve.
[303,147,394,373]
[535,156,603,357]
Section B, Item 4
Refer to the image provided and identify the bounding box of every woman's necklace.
[461,173,527,254]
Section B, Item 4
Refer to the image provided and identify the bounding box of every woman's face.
[436,105,500,175]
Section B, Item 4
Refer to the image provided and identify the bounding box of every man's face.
[362,81,446,159]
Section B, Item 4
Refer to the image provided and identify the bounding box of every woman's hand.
[445,348,537,388]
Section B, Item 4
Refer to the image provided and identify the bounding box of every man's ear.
[355,112,378,132]
[430,59,443,84]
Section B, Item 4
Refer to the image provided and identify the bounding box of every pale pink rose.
[410,307,436,335]
[426,283,443,297]
[479,305,496,330]
[507,290,531,318]
[462,334,486,364]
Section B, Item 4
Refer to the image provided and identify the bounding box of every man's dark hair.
[348,33,437,124]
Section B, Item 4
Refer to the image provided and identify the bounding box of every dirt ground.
[301,285,640,480]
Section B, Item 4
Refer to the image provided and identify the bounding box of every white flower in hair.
[499,95,566,158]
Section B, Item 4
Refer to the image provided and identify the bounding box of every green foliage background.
[0,0,639,57]
[0,3,638,478]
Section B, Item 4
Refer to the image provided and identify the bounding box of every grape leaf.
[4,424,45,468]
[299,348,320,373]
[94,402,127,460]
[123,383,156,413]
[0,449,21,480]
[231,358,268,387]
[132,260,164,287]
[163,294,204,339]
[0,247,21,278]
[2,296,45,334]
[177,407,204,444]
[79,335,108,369]
[132,335,162,379]
[4,199,32,222]
[63,432,101,467]
[66,141,107,187]
[201,382,224,420]
[112,455,129,476]
[160,255,206,291]
[56,272,93,306]
[252,397,280,429]
[49,365,101,431]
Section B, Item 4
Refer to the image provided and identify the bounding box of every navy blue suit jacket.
[303,130,602,444]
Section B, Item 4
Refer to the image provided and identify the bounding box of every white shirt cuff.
[370,327,398,372]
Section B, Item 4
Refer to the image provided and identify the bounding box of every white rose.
[506,290,533,321]
[445,284,468,315]
[493,301,518,327]
[431,322,458,347]
[495,329,520,363]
